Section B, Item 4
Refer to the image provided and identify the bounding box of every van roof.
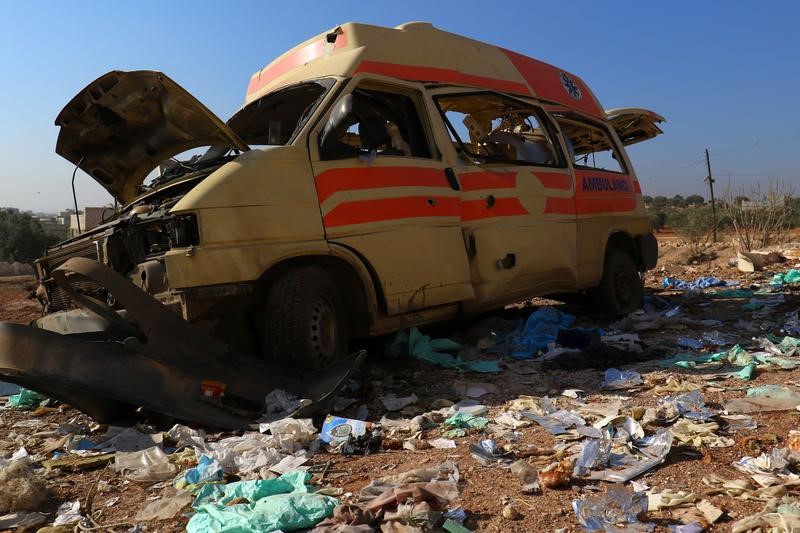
[245,22,605,119]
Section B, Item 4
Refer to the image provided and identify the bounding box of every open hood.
[56,70,249,205]
[605,108,665,146]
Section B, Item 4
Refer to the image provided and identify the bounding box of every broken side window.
[228,79,334,147]
[434,92,564,167]
[553,113,627,174]
[319,86,432,160]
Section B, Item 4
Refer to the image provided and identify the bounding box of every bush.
[721,180,795,251]
[669,205,715,255]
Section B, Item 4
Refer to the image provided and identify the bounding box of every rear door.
[605,108,665,147]
[431,90,577,305]
[552,111,646,286]
[309,77,474,315]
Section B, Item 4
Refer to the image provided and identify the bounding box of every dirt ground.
[1,239,799,532]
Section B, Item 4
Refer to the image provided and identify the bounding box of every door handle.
[444,168,460,191]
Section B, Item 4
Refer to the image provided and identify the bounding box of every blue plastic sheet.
[662,276,738,290]
[510,307,575,358]
[174,455,223,491]
[677,338,704,350]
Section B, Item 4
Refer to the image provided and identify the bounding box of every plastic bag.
[573,483,649,532]
[7,389,46,409]
[113,446,177,482]
[388,328,500,373]
[135,487,192,521]
[601,368,643,389]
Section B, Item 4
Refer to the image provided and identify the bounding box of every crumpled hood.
[55,70,249,205]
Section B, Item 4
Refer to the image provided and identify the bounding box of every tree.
[647,209,666,231]
[668,194,685,208]
[642,195,653,205]
[652,196,668,209]
[685,194,705,206]
[0,210,60,263]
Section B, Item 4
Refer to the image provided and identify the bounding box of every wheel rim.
[310,297,338,365]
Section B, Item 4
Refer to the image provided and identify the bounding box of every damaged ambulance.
[0,22,663,428]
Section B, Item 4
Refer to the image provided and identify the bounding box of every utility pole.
[705,148,717,242]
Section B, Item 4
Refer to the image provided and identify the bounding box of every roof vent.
[395,21,434,30]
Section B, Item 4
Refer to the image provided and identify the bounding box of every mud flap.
[0,257,364,430]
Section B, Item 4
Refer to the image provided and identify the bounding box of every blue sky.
[1,1,798,212]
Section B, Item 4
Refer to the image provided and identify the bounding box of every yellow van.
[38,21,663,369]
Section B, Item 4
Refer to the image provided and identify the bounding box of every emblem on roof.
[559,72,582,101]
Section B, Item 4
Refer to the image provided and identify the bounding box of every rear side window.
[319,87,432,160]
[434,92,564,167]
[554,114,627,174]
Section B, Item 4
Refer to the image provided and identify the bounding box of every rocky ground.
[1,238,800,532]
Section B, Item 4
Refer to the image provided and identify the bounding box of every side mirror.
[319,94,354,149]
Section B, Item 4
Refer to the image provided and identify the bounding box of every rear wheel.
[262,266,348,369]
[596,248,643,315]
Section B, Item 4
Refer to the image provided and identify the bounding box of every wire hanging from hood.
[71,155,85,235]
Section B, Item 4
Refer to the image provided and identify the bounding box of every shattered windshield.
[145,79,334,191]
[228,78,334,146]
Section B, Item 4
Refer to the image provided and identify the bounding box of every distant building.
[36,215,68,239]
[33,210,72,240]
[68,206,114,238]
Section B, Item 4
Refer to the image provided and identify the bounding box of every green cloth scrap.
[658,351,727,368]
[734,363,757,381]
[442,412,489,438]
[192,471,309,508]
[771,269,800,286]
[747,385,791,397]
[388,328,500,373]
[711,289,754,298]
[660,344,800,382]
[659,345,747,379]
[7,388,47,408]
[188,472,337,533]
[779,336,800,355]
[443,518,474,533]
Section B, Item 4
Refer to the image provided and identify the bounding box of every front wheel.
[596,248,643,315]
[261,266,349,369]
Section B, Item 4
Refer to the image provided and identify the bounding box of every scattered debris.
[0,456,49,513]
[1,238,799,531]
[601,368,643,389]
[540,459,573,489]
[573,483,649,532]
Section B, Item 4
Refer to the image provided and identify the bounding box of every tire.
[596,248,643,315]
[262,265,348,370]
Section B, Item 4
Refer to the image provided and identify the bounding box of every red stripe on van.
[462,198,528,221]
[535,171,573,190]
[576,197,638,214]
[323,196,460,227]
[355,61,531,95]
[459,171,516,191]
[544,197,576,215]
[315,167,449,203]
[247,32,348,96]
[574,170,638,213]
